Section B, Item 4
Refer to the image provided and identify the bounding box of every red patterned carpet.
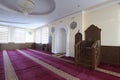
[1,49,120,80]
[60,56,75,62]
[7,50,65,80]
[98,63,120,73]
[22,49,120,80]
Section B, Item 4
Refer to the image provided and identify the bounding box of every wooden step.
[79,62,93,69]
[80,59,92,64]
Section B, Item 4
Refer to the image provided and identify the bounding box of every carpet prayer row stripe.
[7,50,65,80]
[96,68,120,77]
[29,49,74,63]
[23,49,79,76]
[98,63,120,74]
[26,49,120,80]
[3,50,19,80]
[2,49,120,80]
[17,49,80,80]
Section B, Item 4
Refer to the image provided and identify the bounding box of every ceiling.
[0,0,119,29]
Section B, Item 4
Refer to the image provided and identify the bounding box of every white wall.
[84,3,120,46]
[49,13,83,57]
[36,2,120,57]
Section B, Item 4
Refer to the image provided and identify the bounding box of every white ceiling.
[0,0,119,29]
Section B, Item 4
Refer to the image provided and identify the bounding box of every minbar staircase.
[75,40,101,69]
[79,48,93,68]
[75,24,101,70]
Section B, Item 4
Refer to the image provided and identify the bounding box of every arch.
[53,24,69,56]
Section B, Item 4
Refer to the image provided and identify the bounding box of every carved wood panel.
[75,31,82,44]
[85,24,101,42]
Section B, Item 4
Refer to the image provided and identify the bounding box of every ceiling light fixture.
[17,0,35,15]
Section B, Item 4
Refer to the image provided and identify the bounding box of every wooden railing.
[92,40,101,69]
[75,40,84,64]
